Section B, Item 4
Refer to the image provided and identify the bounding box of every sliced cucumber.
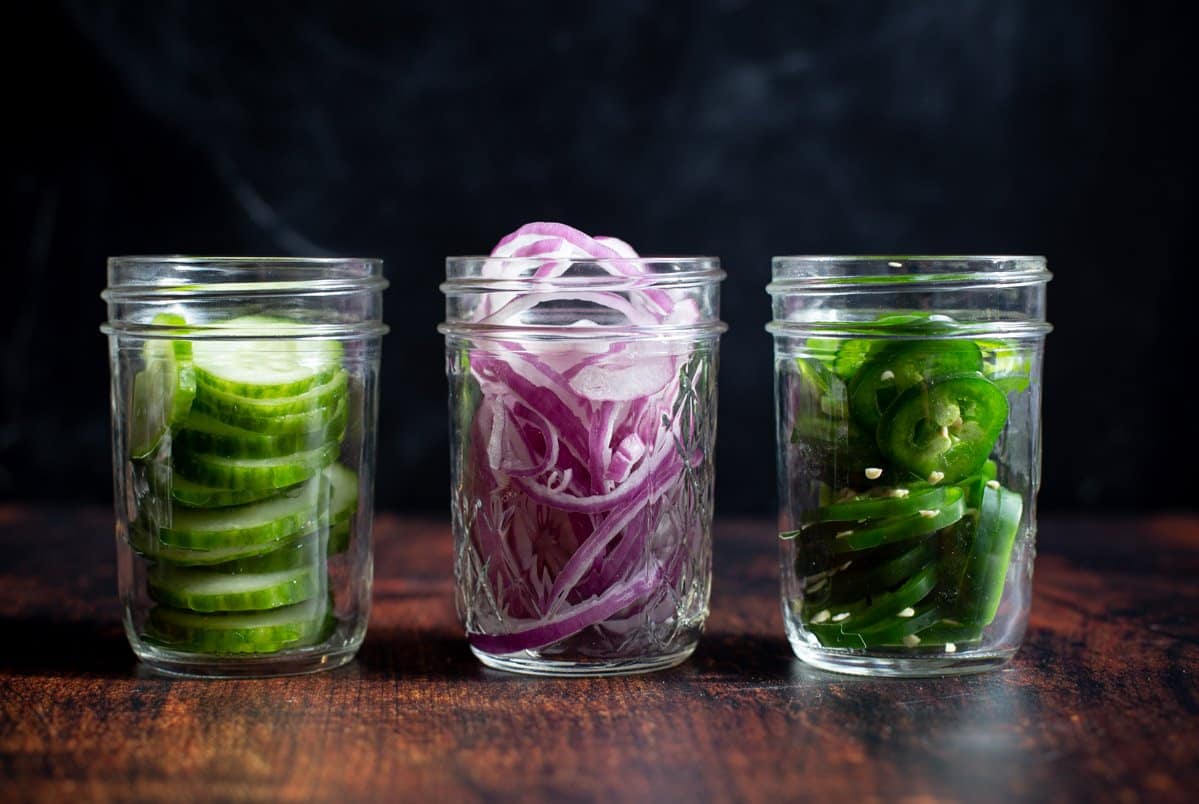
[131,523,296,566]
[149,564,319,612]
[170,473,286,508]
[214,534,320,573]
[173,440,339,492]
[177,400,347,460]
[129,314,196,459]
[159,476,324,550]
[193,317,343,399]
[193,370,348,422]
[145,596,333,654]
[323,463,359,524]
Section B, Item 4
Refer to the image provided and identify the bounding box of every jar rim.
[103,256,387,301]
[443,256,724,293]
[769,255,1049,290]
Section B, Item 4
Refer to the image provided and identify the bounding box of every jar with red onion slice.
[440,223,726,675]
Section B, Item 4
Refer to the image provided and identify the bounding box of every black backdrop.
[3,1,1193,514]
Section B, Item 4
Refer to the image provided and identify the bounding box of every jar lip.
[104,256,387,300]
[443,255,723,291]
[770,255,1049,287]
[108,255,383,267]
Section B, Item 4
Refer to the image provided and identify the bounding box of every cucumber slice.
[145,596,333,654]
[192,317,343,399]
[159,476,324,550]
[193,370,348,422]
[170,474,287,508]
[149,564,319,612]
[131,523,297,566]
[177,400,347,460]
[173,440,339,492]
[129,314,196,459]
[323,463,359,524]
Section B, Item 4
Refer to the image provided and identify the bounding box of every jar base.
[470,644,696,677]
[788,638,1016,678]
[134,643,360,679]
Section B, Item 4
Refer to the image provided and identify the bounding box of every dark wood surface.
[1,507,1196,802]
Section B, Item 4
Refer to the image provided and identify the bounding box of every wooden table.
[1,508,1196,802]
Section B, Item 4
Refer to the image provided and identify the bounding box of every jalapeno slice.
[848,341,983,431]
[802,483,946,524]
[822,538,937,606]
[831,486,965,553]
[956,482,1023,627]
[878,374,1007,484]
[805,565,938,645]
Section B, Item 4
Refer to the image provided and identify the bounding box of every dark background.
[2,1,1193,515]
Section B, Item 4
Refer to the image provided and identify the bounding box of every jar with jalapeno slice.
[769,256,1051,676]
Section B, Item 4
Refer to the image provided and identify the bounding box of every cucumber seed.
[897,607,916,618]
[902,634,922,648]
[927,471,945,485]
[986,480,1000,490]
[864,467,883,480]
[945,642,957,654]
[811,609,831,624]
[831,612,851,623]
[918,509,940,518]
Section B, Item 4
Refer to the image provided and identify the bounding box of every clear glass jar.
[440,255,726,675]
[101,257,388,677]
[767,256,1051,676]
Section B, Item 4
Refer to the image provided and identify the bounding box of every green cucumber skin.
[172,441,339,493]
[177,402,348,460]
[195,362,338,400]
[169,474,286,508]
[149,565,319,613]
[145,599,334,655]
[193,370,348,421]
[158,478,324,550]
[191,396,348,436]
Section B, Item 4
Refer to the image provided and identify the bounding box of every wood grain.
[1,507,1196,802]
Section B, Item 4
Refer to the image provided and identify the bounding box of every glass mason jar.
[440,255,726,675]
[101,257,388,677]
[767,256,1051,676]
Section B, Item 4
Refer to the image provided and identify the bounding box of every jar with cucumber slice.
[103,257,388,677]
[768,256,1051,676]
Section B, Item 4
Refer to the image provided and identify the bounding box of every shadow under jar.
[102,257,388,678]
[440,256,726,676]
[767,256,1051,677]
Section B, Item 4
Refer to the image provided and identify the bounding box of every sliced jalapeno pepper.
[823,538,937,606]
[831,486,965,552]
[916,619,984,647]
[806,565,938,646]
[848,341,983,431]
[979,339,1032,394]
[956,482,1023,627]
[802,484,947,524]
[878,374,1007,484]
